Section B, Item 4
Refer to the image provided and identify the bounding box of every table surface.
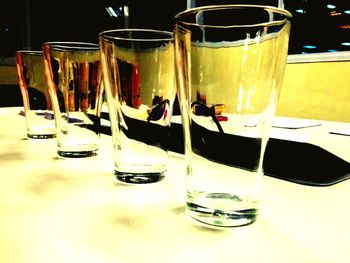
[1,107,350,263]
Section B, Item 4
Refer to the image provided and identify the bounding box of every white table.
[1,107,349,263]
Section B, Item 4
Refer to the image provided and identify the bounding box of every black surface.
[263,138,350,186]
[169,122,350,186]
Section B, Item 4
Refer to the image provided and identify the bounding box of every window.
[1,0,350,65]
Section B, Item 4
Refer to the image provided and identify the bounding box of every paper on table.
[268,117,323,142]
[272,117,322,129]
[268,117,323,143]
[329,127,350,137]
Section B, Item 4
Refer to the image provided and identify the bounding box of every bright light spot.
[330,11,341,16]
[105,7,118,17]
[327,4,336,9]
[124,6,129,16]
[341,42,350,46]
[295,9,305,14]
[303,45,317,49]
[344,10,350,14]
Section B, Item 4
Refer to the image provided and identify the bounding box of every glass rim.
[42,41,99,50]
[174,4,293,28]
[99,28,173,42]
[16,50,43,55]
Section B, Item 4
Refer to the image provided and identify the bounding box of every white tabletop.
[1,107,350,263]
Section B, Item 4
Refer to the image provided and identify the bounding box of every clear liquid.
[187,192,259,227]
[115,170,165,184]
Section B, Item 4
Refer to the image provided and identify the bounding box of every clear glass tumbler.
[42,42,104,158]
[16,50,56,139]
[174,5,292,227]
[100,29,176,184]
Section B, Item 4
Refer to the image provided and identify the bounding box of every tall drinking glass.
[16,50,56,139]
[174,5,292,227]
[42,42,103,158]
[100,29,176,184]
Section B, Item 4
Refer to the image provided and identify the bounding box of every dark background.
[1,0,350,61]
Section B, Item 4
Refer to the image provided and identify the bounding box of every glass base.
[28,133,56,139]
[187,192,258,227]
[58,150,97,158]
[115,171,165,184]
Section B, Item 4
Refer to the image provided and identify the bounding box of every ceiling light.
[326,4,336,9]
[303,45,317,49]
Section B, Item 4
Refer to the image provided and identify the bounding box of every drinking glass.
[100,29,176,184]
[16,50,56,139]
[174,5,292,227]
[42,42,104,158]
